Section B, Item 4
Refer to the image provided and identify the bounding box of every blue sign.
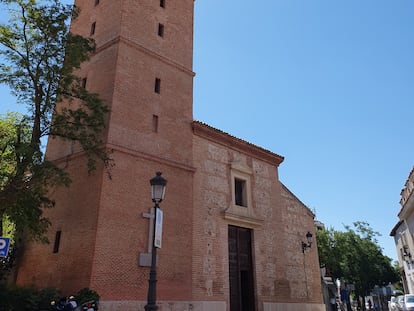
[0,237,10,257]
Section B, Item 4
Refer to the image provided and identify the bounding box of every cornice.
[192,121,284,167]
[49,143,196,173]
[398,166,414,219]
[93,36,195,77]
[106,142,196,172]
[390,220,404,237]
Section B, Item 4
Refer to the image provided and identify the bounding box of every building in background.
[15,1,324,310]
[391,167,414,294]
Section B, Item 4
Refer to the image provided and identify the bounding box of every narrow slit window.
[234,178,247,207]
[82,77,87,88]
[95,0,100,5]
[154,78,161,94]
[90,22,96,36]
[160,0,165,8]
[152,115,159,132]
[53,230,62,253]
[158,23,164,37]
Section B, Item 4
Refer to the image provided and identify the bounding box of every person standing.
[330,296,337,311]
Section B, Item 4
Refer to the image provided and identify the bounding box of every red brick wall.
[18,0,196,301]
[192,134,323,306]
[279,185,323,303]
[17,155,103,293]
[86,152,194,300]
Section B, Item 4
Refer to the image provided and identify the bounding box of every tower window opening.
[152,115,159,132]
[154,78,161,94]
[82,77,87,89]
[95,0,99,5]
[160,0,165,8]
[53,230,62,253]
[90,22,96,36]
[158,23,164,37]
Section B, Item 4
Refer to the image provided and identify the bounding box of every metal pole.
[145,203,159,311]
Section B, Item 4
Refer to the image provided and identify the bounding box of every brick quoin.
[16,1,325,311]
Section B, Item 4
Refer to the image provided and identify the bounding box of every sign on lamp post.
[154,208,163,248]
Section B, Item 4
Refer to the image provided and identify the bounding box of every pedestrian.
[330,296,337,311]
[373,298,379,311]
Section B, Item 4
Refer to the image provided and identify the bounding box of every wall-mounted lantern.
[302,231,313,253]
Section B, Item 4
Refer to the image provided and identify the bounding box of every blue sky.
[1,1,413,261]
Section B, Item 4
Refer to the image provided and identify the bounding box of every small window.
[160,0,165,8]
[90,22,96,36]
[225,165,256,226]
[152,115,159,132]
[81,77,87,88]
[53,230,62,253]
[154,78,161,93]
[95,0,100,5]
[235,178,247,207]
[158,23,164,37]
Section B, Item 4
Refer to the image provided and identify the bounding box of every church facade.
[16,1,324,310]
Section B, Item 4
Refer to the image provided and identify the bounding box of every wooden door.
[228,225,255,311]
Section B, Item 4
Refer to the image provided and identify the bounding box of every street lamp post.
[145,172,167,311]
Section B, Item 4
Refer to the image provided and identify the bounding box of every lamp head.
[306,231,313,246]
[302,231,313,253]
[150,172,167,203]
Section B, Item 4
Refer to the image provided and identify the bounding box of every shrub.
[75,287,100,305]
[0,286,99,310]
[0,285,60,310]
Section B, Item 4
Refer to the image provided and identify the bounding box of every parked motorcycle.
[50,297,68,311]
[51,297,98,311]
[80,300,98,311]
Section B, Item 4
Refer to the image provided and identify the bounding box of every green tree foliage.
[0,0,110,244]
[317,221,399,298]
[0,113,59,242]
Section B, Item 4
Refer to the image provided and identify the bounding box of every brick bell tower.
[16,0,195,305]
